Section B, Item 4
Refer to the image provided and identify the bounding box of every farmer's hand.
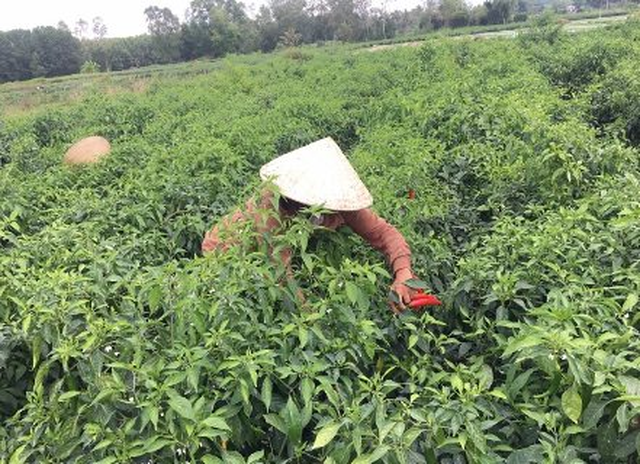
[389,269,417,314]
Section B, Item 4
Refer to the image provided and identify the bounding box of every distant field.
[364,13,630,51]
[0,12,633,118]
[0,60,223,117]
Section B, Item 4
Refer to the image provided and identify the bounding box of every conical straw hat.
[64,136,111,165]
[259,137,372,211]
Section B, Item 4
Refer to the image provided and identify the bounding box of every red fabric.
[202,191,412,277]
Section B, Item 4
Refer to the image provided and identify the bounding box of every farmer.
[202,137,420,312]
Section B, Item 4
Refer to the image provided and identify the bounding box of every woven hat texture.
[64,136,111,165]
[259,137,372,211]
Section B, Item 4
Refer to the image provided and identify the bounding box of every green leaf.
[168,395,196,421]
[222,451,246,464]
[312,422,342,449]
[478,364,494,390]
[562,387,583,424]
[346,282,360,305]
[614,429,640,459]
[450,374,463,393]
[402,428,423,447]
[506,445,545,464]
[283,397,302,444]
[264,413,287,434]
[301,377,314,404]
[404,279,428,290]
[620,376,640,398]
[261,377,272,412]
[352,445,390,464]
[198,428,226,439]
[129,438,174,457]
[298,326,308,348]
[616,403,629,433]
[388,290,400,304]
[93,439,113,452]
[370,445,390,461]
[202,416,231,431]
[582,398,607,430]
[92,458,118,464]
[352,455,371,464]
[508,369,534,399]
[149,285,162,310]
[149,405,159,429]
[301,253,314,273]
[622,293,638,312]
[564,425,584,434]
[9,445,26,464]
[503,335,543,357]
[247,450,265,463]
[58,391,81,402]
[618,375,640,407]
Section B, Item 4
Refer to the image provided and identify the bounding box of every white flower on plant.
[104,345,113,353]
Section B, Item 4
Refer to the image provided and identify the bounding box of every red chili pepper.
[409,293,442,308]
[408,189,416,200]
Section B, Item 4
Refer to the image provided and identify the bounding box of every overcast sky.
[0,0,428,38]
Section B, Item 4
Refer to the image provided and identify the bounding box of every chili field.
[1,16,640,464]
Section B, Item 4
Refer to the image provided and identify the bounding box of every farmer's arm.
[342,209,415,310]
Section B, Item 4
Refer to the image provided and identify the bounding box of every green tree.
[439,0,470,27]
[210,6,243,55]
[326,0,361,41]
[145,6,182,63]
[255,5,280,51]
[31,26,82,77]
[145,6,181,35]
[180,21,214,58]
[270,0,310,40]
[484,0,517,24]
[279,27,302,46]
[0,30,33,82]
[181,0,254,58]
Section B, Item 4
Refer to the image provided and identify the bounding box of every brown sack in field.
[64,136,111,165]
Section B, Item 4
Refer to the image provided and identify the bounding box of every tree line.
[0,0,634,83]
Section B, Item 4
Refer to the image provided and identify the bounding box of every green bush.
[80,61,101,74]
[588,60,640,146]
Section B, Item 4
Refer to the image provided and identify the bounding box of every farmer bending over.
[202,137,422,313]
